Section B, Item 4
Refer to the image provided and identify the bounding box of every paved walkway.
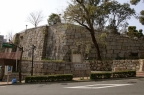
[0,77,90,85]
[0,81,12,85]
[1,77,142,85]
[0,80,26,85]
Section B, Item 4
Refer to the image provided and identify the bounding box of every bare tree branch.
[27,11,44,27]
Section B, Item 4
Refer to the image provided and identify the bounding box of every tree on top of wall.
[48,13,61,25]
[106,1,136,34]
[63,0,137,60]
[130,0,141,5]
[27,11,44,27]
[139,10,144,25]
[130,0,144,26]
[127,26,143,38]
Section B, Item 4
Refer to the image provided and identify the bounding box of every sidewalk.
[0,81,25,86]
[0,77,89,85]
[0,81,12,85]
[1,77,143,86]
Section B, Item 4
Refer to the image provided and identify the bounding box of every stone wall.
[89,59,143,72]
[104,34,144,59]
[45,24,93,61]
[45,23,144,61]
[113,60,141,72]
[17,26,48,60]
[21,60,91,77]
[89,60,113,71]
[21,59,144,77]
[15,23,144,61]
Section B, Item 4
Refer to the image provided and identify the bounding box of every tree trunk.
[89,30,102,60]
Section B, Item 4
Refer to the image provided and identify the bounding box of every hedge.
[25,74,73,83]
[90,73,111,80]
[90,70,136,80]
[112,70,136,78]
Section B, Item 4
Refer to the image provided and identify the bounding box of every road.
[0,78,144,95]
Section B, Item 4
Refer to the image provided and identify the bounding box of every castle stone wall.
[18,26,47,60]
[16,24,144,61]
[45,24,144,61]
[21,60,91,77]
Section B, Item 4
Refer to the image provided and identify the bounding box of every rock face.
[16,23,144,61]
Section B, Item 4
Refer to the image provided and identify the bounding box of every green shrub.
[25,74,73,83]
[90,73,111,80]
[112,70,136,78]
[90,70,136,80]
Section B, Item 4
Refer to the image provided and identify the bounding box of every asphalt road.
[0,78,144,95]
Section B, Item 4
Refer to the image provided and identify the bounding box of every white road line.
[65,84,133,89]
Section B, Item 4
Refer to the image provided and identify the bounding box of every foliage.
[130,0,141,5]
[130,0,144,26]
[27,11,44,27]
[48,13,61,25]
[14,33,20,45]
[106,1,136,34]
[90,73,111,79]
[64,0,111,60]
[90,70,136,80]
[127,26,143,38]
[113,71,136,78]
[139,10,144,25]
[98,33,107,47]
[25,74,73,83]
[64,0,136,60]
[11,33,20,52]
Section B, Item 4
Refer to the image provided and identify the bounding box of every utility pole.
[31,45,36,76]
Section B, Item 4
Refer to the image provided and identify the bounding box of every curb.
[1,77,144,86]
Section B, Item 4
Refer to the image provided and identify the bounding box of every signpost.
[5,66,13,84]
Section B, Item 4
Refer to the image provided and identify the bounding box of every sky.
[0,0,143,39]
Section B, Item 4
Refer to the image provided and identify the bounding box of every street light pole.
[9,39,23,83]
[26,25,28,30]
[31,45,36,76]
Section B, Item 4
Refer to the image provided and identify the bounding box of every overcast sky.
[0,0,143,39]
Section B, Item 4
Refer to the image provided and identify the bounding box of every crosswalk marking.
[65,84,132,89]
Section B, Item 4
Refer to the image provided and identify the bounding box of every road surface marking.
[65,84,132,89]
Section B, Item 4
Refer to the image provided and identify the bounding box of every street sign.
[2,43,14,48]
[5,66,13,75]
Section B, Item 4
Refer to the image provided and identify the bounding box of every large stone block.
[66,65,70,69]
[55,71,64,74]
[43,64,48,69]
[64,70,72,74]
